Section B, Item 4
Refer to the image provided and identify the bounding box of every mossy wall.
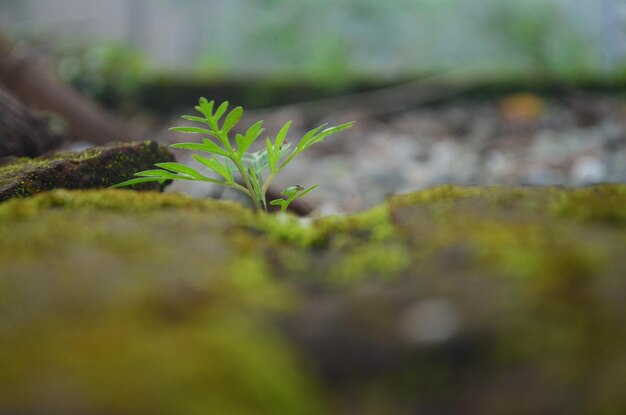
[0,185,625,414]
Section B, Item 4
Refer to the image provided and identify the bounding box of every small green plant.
[113,98,353,213]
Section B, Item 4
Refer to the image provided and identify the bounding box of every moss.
[327,242,410,284]
[0,189,320,414]
[0,147,106,187]
[248,204,410,287]
[1,185,626,413]
[387,185,616,281]
[379,185,626,413]
[0,188,249,220]
[390,184,485,206]
[0,311,321,415]
[551,184,626,224]
[0,141,174,202]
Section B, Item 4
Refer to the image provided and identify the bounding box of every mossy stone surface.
[0,141,174,202]
[0,185,625,414]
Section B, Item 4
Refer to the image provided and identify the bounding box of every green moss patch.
[1,185,626,413]
[0,141,174,202]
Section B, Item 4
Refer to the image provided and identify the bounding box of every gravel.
[168,92,626,214]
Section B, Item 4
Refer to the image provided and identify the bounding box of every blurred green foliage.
[5,0,619,112]
[191,0,459,83]
[481,0,598,81]
[187,0,610,83]
[55,43,148,113]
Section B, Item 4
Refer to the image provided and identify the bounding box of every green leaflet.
[171,140,229,157]
[270,185,319,214]
[197,98,214,118]
[192,154,233,184]
[133,169,186,180]
[110,177,165,188]
[213,101,229,122]
[155,162,206,179]
[297,122,354,152]
[235,120,264,159]
[169,126,217,136]
[222,107,244,134]
[275,121,291,149]
[181,115,209,124]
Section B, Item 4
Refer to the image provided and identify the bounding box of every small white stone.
[571,156,607,185]
[400,297,461,345]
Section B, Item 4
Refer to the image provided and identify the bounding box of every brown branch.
[0,85,65,158]
[0,31,141,145]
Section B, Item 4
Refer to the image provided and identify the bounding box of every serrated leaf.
[214,101,229,121]
[271,184,317,213]
[296,124,326,152]
[181,115,209,124]
[214,154,239,173]
[235,134,247,155]
[278,142,291,156]
[110,177,165,188]
[134,169,193,181]
[169,126,217,136]
[235,120,264,158]
[133,169,172,177]
[170,141,229,157]
[281,184,304,196]
[197,98,214,118]
[266,137,277,173]
[247,120,264,139]
[293,184,318,199]
[221,106,243,134]
[192,154,233,183]
[272,142,292,173]
[247,166,263,203]
[155,162,205,179]
[275,120,291,149]
[201,138,230,156]
[300,122,353,151]
[245,149,269,173]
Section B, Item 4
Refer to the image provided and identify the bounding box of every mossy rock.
[0,141,174,202]
[0,185,625,414]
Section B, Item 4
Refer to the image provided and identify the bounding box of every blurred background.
[2,0,626,213]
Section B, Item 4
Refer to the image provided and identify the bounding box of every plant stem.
[261,172,275,196]
[277,151,299,172]
[233,157,264,211]
[228,182,250,195]
[217,129,264,212]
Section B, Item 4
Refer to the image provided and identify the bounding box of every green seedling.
[113,97,353,213]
